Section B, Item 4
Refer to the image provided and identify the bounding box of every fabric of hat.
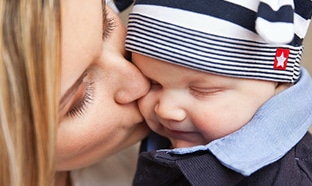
[256,0,295,44]
[106,0,134,13]
[126,0,312,83]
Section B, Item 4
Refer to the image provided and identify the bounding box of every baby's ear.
[106,0,134,13]
[256,0,295,44]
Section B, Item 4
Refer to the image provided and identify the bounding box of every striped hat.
[126,0,312,83]
[106,0,134,13]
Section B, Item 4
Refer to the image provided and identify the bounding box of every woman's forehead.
[60,0,103,99]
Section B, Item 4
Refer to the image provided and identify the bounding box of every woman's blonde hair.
[0,0,61,185]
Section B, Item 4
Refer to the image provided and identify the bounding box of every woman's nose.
[114,60,150,104]
[154,92,186,121]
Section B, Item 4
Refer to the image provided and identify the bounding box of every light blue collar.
[165,68,312,176]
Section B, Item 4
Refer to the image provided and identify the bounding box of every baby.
[126,0,312,185]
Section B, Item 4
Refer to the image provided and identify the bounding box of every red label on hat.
[274,48,290,70]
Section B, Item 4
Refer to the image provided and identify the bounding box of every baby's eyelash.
[189,87,222,98]
[66,81,94,118]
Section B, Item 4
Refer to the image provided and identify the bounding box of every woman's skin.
[57,0,149,172]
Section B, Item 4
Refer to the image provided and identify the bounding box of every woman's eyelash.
[66,81,95,118]
[103,15,115,39]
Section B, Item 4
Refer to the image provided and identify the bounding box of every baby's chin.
[168,136,208,149]
[170,140,202,148]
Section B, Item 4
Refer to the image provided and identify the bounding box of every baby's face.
[133,53,279,148]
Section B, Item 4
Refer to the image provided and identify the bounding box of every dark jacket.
[133,132,312,186]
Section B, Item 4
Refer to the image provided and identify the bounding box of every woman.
[0,0,150,185]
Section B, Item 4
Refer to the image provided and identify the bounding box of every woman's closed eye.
[64,76,95,118]
[65,81,94,118]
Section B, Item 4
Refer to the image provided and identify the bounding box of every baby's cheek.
[192,113,226,142]
[137,95,153,119]
[137,95,161,131]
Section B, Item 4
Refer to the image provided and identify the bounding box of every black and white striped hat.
[126,0,312,83]
[106,0,134,13]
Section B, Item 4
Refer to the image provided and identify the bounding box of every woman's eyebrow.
[59,72,87,116]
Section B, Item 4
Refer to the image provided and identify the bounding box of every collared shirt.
[149,67,312,176]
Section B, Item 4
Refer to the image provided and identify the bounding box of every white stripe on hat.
[294,14,311,39]
[256,17,294,44]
